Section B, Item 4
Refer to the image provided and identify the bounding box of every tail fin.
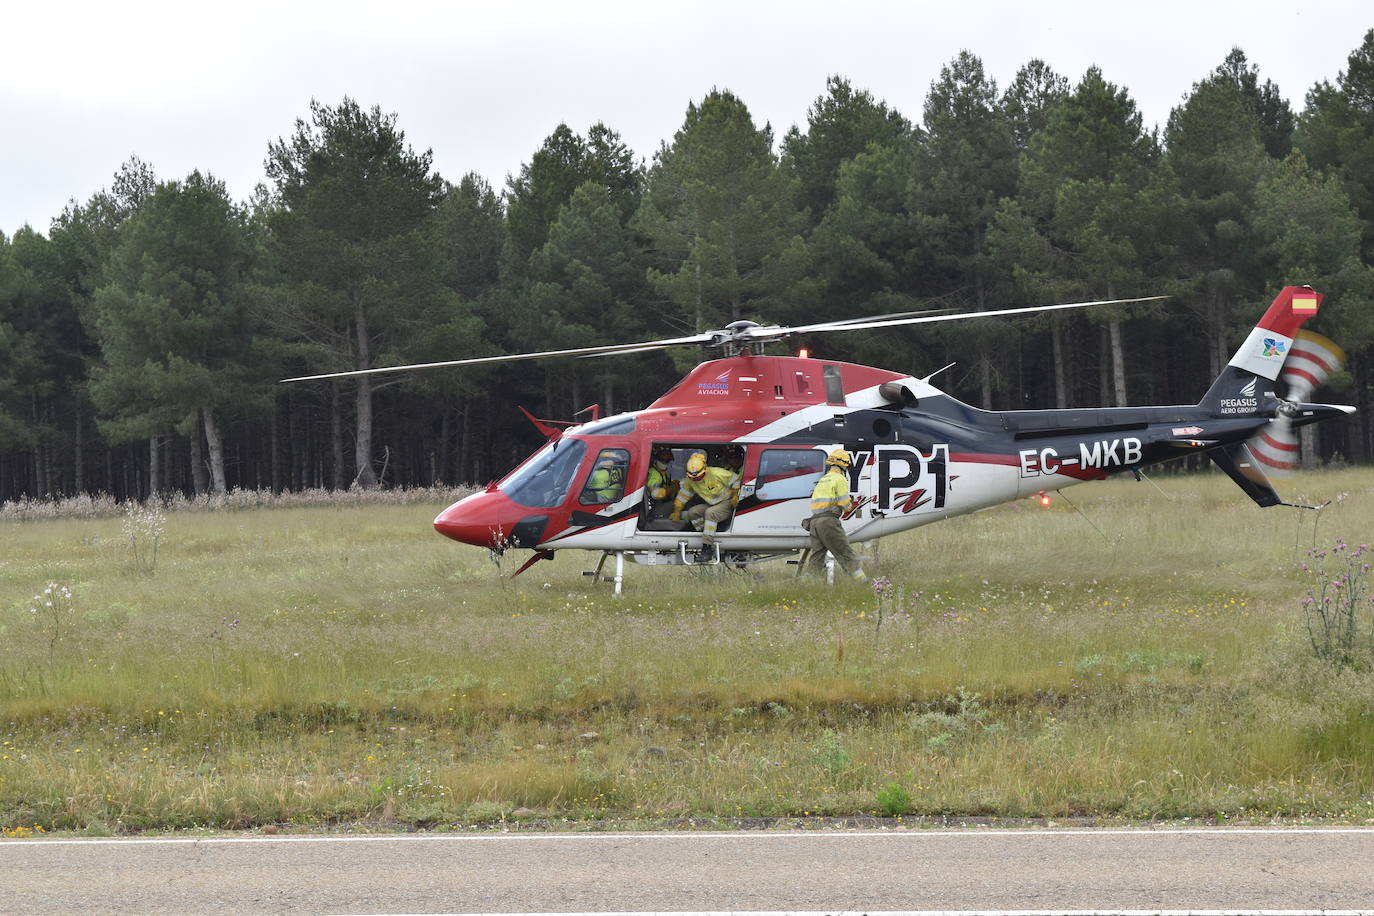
[1199,286,1323,414]
[1200,286,1322,507]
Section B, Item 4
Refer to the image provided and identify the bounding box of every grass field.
[3,470,1374,835]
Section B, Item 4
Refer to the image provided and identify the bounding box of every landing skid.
[582,547,802,595]
[581,550,626,595]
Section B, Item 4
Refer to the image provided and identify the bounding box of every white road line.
[327,910,1374,916]
[5,826,1374,846]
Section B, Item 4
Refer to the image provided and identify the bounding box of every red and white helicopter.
[286,286,1353,592]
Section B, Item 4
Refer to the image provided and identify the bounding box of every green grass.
[2,469,1374,834]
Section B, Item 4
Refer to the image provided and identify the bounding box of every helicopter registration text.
[1017,437,1143,477]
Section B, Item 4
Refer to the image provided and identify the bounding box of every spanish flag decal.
[1293,294,1319,314]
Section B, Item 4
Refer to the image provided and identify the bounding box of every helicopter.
[284,285,1354,593]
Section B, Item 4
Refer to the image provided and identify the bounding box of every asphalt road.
[4,827,1374,914]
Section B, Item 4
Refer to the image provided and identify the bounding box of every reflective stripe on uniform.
[675,466,737,511]
[809,468,852,515]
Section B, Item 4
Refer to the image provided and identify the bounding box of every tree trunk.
[188,411,208,496]
[694,258,703,332]
[1097,325,1110,407]
[353,376,377,488]
[1109,319,1127,407]
[1300,423,1318,469]
[270,404,281,493]
[32,443,45,496]
[351,292,378,489]
[289,403,302,491]
[149,435,161,497]
[331,382,345,490]
[1052,317,1068,409]
[1348,352,1369,464]
[456,399,470,486]
[1209,294,1227,380]
[438,409,451,486]
[202,406,228,493]
[74,406,84,494]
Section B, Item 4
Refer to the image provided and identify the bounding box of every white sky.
[1,0,1369,238]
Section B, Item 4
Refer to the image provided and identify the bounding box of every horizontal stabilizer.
[1289,402,1357,428]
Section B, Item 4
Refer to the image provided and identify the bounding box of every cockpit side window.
[499,438,588,508]
[579,448,630,505]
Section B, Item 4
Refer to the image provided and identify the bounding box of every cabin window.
[500,438,587,508]
[823,364,845,405]
[578,448,631,505]
[756,449,825,501]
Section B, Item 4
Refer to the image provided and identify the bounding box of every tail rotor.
[1248,330,1346,475]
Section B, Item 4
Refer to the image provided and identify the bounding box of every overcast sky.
[2,0,1369,238]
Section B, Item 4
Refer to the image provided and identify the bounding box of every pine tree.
[264,98,455,489]
[87,171,257,494]
[636,89,811,338]
[991,66,1163,408]
[782,76,911,222]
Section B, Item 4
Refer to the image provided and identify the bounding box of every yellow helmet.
[686,452,708,479]
[826,448,853,469]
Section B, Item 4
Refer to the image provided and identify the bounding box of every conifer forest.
[2,33,1373,504]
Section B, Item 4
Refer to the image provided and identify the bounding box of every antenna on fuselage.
[921,362,957,385]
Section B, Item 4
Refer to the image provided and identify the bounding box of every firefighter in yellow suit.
[645,447,678,518]
[671,452,740,556]
[805,448,866,581]
[584,454,625,503]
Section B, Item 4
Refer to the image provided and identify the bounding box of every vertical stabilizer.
[1200,286,1323,412]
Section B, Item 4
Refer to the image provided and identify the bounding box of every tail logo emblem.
[1240,378,1257,397]
[1262,338,1287,358]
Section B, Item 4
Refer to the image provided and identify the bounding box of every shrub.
[1301,540,1373,668]
[876,781,911,816]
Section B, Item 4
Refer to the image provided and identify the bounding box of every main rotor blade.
[813,306,955,326]
[280,333,716,383]
[573,309,956,359]
[761,296,1167,338]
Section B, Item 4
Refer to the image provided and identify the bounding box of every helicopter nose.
[434,490,511,547]
[433,490,550,550]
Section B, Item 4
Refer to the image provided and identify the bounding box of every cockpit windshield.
[499,438,588,508]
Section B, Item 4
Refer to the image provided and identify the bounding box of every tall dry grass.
[2,470,1373,833]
